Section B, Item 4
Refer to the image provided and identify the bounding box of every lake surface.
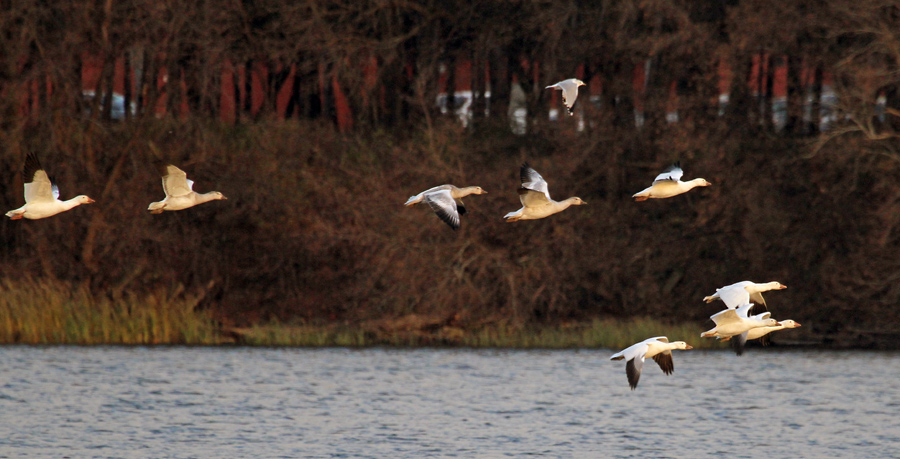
[0,347,897,458]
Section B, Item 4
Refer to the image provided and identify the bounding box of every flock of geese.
[405,78,800,390]
[4,79,800,390]
[406,159,798,390]
[4,152,226,220]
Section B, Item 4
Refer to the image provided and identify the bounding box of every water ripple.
[0,347,897,457]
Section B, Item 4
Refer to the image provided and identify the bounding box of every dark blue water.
[0,347,896,458]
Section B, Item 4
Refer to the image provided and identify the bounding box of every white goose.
[700,303,779,340]
[610,336,692,390]
[5,153,95,220]
[546,78,586,115]
[148,162,227,214]
[503,163,586,222]
[703,281,787,311]
[404,185,487,230]
[731,320,802,356]
[632,162,711,201]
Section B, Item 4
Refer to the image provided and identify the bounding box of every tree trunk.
[808,63,823,134]
[884,84,900,134]
[139,50,158,120]
[90,54,113,120]
[611,59,635,131]
[123,50,132,121]
[488,46,509,122]
[243,59,253,118]
[643,57,667,134]
[101,56,115,122]
[165,54,182,119]
[784,55,804,136]
[269,61,291,119]
[471,50,486,124]
[762,53,775,132]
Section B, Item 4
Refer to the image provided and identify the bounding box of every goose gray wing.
[520,163,551,200]
[159,164,193,198]
[710,308,740,326]
[559,79,580,114]
[424,190,461,230]
[747,302,768,317]
[517,187,551,207]
[22,153,55,203]
[748,293,769,309]
[653,162,684,184]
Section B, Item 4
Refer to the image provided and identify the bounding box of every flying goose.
[404,185,487,230]
[503,163,586,221]
[546,78,586,115]
[148,162,227,213]
[703,281,787,313]
[610,336,693,390]
[700,304,779,340]
[5,153,95,220]
[632,162,711,201]
[731,320,802,356]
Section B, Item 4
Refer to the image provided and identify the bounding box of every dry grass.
[227,317,725,349]
[0,278,219,344]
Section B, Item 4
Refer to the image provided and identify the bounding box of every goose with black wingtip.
[610,336,693,390]
[404,184,487,230]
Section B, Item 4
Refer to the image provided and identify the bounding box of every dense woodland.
[1,1,899,347]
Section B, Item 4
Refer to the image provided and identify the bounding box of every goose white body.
[700,304,779,339]
[148,164,226,213]
[632,163,710,201]
[610,336,692,390]
[732,320,802,356]
[545,78,586,115]
[703,281,787,309]
[404,184,486,230]
[504,163,585,221]
[5,153,94,220]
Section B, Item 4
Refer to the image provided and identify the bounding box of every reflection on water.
[0,347,897,458]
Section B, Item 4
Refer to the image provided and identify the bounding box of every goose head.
[472,186,488,195]
[766,281,787,290]
[570,197,587,205]
[672,341,693,350]
[74,195,95,204]
[778,320,801,328]
[575,79,586,87]
[209,191,227,201]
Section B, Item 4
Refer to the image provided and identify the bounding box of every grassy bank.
[231,317,722,349]
[0,278,722,348]
[0,278,220,345]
